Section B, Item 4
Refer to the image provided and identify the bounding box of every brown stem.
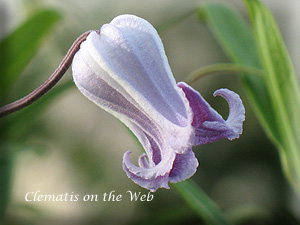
[0,30,93,118]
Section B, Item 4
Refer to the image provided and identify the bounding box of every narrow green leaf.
[0,9,61,101]
[172,180,233,225]
[244,0,300,195]
[199,2,281,147]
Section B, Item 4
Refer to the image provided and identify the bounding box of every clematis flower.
[72,14,245,191]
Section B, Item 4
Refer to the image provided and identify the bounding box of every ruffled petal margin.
[177,82,245,145]
[123,148,199,192]
[169,149,199,183]
[123,151,171,192]
[72,14,245,192]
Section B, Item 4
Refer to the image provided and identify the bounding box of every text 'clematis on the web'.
[72,14,245,192]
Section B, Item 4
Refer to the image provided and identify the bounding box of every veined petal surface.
[72,14,245,191]
[73,15,196,191]
[177,82,245,145]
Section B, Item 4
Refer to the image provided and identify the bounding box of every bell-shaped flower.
[72,14,245,192]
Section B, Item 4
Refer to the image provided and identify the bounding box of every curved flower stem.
[185,63,264,84]
[0,30,93,118]
[172,180,234,225]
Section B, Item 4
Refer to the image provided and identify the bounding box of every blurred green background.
[0,0,300,224]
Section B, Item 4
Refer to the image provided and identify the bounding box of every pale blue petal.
[72,15,195,191]
[72,15,245,191]
[169,149,199,183]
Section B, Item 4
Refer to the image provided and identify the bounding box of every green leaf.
[244,0,300,195]
[198,2,281,147]
[0,9,62,102]
[172,180,233,225]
